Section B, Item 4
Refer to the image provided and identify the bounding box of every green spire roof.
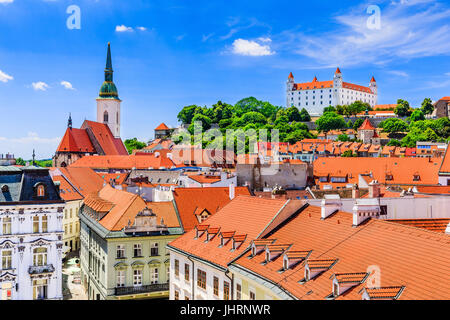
[99,42,120,100]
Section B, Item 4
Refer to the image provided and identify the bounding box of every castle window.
[103,111,109,123]
[116,112,119,124]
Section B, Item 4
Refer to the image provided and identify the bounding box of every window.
[174,290,179,300]
[236,283,242,300]
[174,259,179,277]
[184,264,190,281]
[133,269,142,286]
[283,258,289,270]
[42,216,47,233]
[197,269,206,290]
[33,279,48,300]
[213,276,219,296]
[117,270,125,287]
[103,111,108,123]
[37,185,45,197]
[33,247,47,266]
[116,245,125,258]
[2,217,11,235]
[2,250,12,269]
[69,224,72,234]
[305,268,310,281]
[223,281,230,300]
[150,267,159,284]
[33,216,39,233]
[150,242,159,256]
[133,244,142,257]
[249,290,256,300]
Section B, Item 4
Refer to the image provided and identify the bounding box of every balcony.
[114,283,169,296]
[28,264,55,275]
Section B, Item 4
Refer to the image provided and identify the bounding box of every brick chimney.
[368,180,380,198]
[352,184,360,199]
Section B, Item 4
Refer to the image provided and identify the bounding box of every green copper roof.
[99,42,120,100]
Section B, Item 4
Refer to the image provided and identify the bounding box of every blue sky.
[1,0,450,158]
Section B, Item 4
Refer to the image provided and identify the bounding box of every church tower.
[97,42,121,138]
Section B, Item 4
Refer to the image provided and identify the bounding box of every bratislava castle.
[286,68,378,115]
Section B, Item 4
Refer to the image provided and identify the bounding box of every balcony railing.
[114,283,169,296]
[28,264,55,275]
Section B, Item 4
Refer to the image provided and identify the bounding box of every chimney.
[352,199,380,226]
[352,184,360,199]
[368,180,380,198]
[154,152,160,158]
[229,183,235,200]
[320,195,342,219]
[167,153,172,160]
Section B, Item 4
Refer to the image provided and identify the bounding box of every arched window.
[116,112,119,124]
[37,185,45,197]
[103,111,109,123]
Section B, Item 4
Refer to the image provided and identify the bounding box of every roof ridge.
[373,218,450,241]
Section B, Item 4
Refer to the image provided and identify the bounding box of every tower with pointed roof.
[369,76,377,97]
[286,72,295,106]
[97,42,122,138]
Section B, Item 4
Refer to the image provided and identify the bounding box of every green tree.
[177,105,202,124]
[299,108,311,122]
[346,120,353,128]
[337,134,351,142]
[380,118,409,133]
[316,112,347,132]
[386,139,402,146]
[401,127,439,147]
[409,109,425,122]
[15,157,26,166]
[241,112,267,126]
[124,138,147,154]
[394,99,412,117]
[323,106,336,114]
[420,98,434,115]
[286,106,302,122]
[188,114,212,134]
[286,130,312,144]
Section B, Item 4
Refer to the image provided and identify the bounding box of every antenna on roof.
[32,149,36,166]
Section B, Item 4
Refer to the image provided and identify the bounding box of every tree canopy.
[316,112,347,132]
[420,98,434,115]
[124,138,147,154]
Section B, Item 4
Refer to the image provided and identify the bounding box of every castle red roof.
[288,72,294,79]
[155,123,170,130]
[81,120,128,155]
[56,128,95,153]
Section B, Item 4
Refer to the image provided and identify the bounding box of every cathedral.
[53,43,128,167]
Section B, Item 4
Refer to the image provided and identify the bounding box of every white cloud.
[0,0,14,4]
[115,25,133,32]
[388,70,409,77]
[257,37,272,42]
[175,34,186,41]
[231,38,275,56]
[136,26,147,31]
[31,81,49,91]
[60,81,75,90]
[0,70,13,82]
[202,33,214,42]
[278,1,450,67]
[0,132,61,159]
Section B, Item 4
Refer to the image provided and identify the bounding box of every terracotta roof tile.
[70,154,176,170]
[155,123,170,130]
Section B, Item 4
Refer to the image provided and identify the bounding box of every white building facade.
[0,167,64,300]
[286,68,378,115]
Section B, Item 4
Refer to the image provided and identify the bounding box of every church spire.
[105,42,113,82]
[68,113,72,129]
[98,42,119,100]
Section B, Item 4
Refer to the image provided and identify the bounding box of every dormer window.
[265,251,270,263]
[413,174,420,181]
[232,234,246,250]
[333,283,339,297]
[385,173,393,181]
[1,185,8,193]
[37,184,45,197]
[305,268,310,281]
[195,224,209,239]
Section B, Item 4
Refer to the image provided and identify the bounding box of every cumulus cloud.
[231,38,275,56]
[115,25,133,32]
[0,0,14,4]
[0,70,13,82]
[31,82,49,91]
[60,81,75,90]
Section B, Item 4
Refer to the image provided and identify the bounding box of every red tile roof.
[168,196,293,268]
[51,175,83,201]
[288,72,294,79]
[232,204,450,300]
[69,154,177,170]
[172,187,251,232]
[82,120,128,155]
[145,201,181,228]
[387,218,450,233]
[51,167,105,199]
[56,128,95,153]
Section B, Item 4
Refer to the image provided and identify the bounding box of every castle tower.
[333,67,343,105]
[369,76,377,97]
[286,72,295,107]
[96,42,122,138]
